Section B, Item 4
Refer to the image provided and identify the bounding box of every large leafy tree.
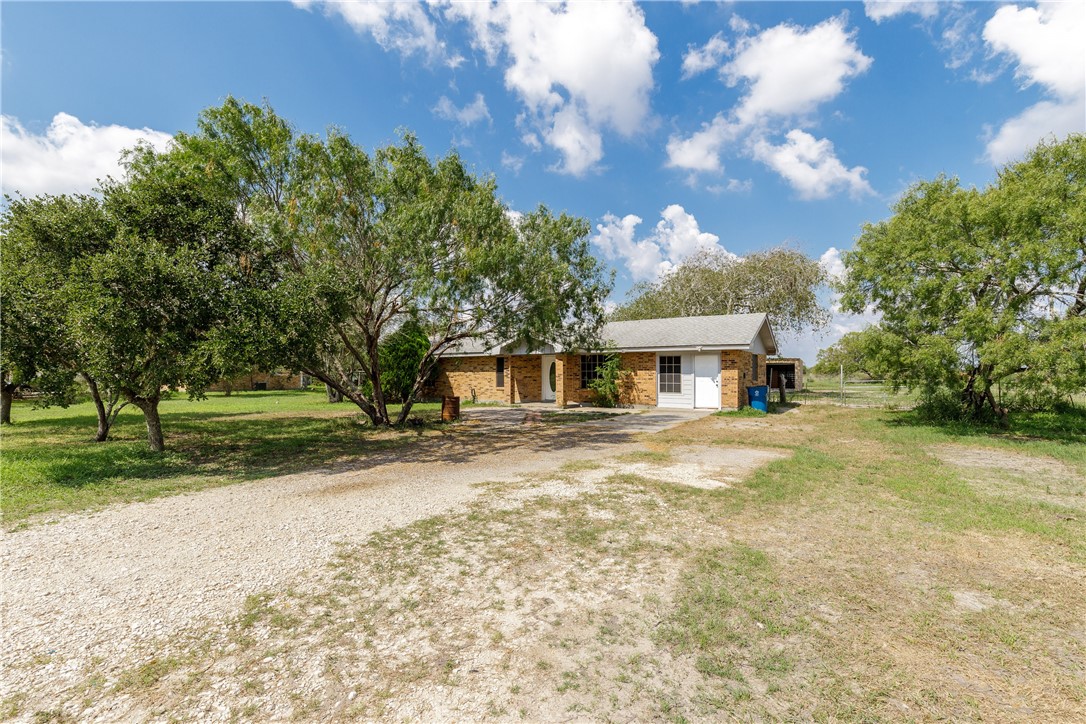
[611,246,830,334]
[62,146,268,451]
[0,194,126,436]
[172,98,611,426]
[839,134,1086,421]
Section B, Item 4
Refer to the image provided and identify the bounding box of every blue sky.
[3,1,1083,361]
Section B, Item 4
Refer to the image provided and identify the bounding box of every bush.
[588,354,628,408]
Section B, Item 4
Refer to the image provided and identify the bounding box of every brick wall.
[559,354,595,405]
[430,356,508,402]
[721,351,767,408]
[510,355,544,403]
[617,352,656,406]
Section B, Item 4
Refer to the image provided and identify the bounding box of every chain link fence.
[776,379,918,409]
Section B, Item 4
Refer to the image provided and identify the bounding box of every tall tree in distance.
[611,247,830,335]
[839,134,1086,421]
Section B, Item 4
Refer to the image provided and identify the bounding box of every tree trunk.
[130,394,165,452]
[87,376,110,442]
[1,384,13,425]
[325,384,343,403]
[85,374,128,442]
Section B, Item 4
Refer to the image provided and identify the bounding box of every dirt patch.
[578,446,787,490]
[931,444,1086,512]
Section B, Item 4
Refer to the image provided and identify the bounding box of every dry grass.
[7,404,1085,722]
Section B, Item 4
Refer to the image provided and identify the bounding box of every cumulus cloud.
[592,212,664,282]
[447,0,659,175]
[752,130,874,200]
[1,113,172,197]
[433,93,491,126]
[293,0,445,60]
[819,246,847,282]
[667,15,873,199]
[724,14,872,126]
[296,0,660,175]
[983,1,1086,163]
[592,204,733,281]
[665,114,741,173]
[985,100,1084,166]
[681,32,729,79]
[863,1,940,23]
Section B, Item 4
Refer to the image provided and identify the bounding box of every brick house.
[429,313,778,410]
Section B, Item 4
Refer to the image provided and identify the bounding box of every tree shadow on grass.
[3,404,652,507]
[882,406,1086,447]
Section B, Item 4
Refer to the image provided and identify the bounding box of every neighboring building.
[766,357,805,391]
[209,369,308,392]
[429,313,778,410]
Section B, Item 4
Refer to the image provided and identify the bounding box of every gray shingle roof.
[445,313,777,356]
[600,313,775,352]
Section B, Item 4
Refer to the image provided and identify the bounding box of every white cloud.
[297,0,659,175]
[985,1,1084,99]
[863,1,940,24]
[592,204,733,281]
[665,114,741,173]
[1,113,172,197]
[500,150,524,175]
[592,212,664,282]
[293,0,445,60]
[543,105,603,175]
[819,246,847,282]
[444,0,660,176]
[724,14,872,126]
[681,32,729,80]
[752,130,874,200]
[667,14,874,198]
[653,204,726,262]
[520,132,542,152]
[985,100,1084,165]
[729,15,753,34]
[983,1,1086,163]
[433,93,491,126]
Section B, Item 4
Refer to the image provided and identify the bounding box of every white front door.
[694,353,719,408]
[542,355,556,401]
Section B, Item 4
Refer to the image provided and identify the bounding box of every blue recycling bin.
[747,385,769,412]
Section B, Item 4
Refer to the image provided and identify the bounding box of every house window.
[496,357,505,388]
[751,355,758,382]
[659,355,682,394]
[580,354,606,389]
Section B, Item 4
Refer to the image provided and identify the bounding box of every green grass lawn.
[0,390,453,527]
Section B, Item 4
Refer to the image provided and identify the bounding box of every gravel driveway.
[1,407,709,699]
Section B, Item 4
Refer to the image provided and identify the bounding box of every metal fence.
[778,379,917,409]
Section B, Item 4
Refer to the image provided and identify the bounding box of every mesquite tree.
[611,246,830,334]
[62,147,266,451]
[173,98,611,426]
[839,134,1086,421]
[0,194,128,438]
